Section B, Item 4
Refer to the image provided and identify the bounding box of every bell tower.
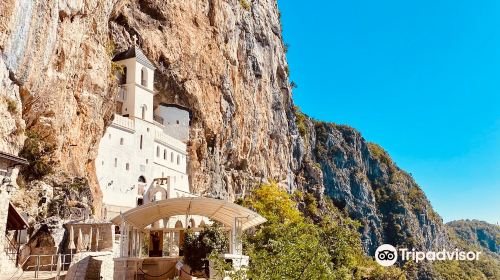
[113,42,156,121]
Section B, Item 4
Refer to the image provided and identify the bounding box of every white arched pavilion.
[111,197,266,279]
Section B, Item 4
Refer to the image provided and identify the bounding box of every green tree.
[183,223,228,274]
[243,182,405,280]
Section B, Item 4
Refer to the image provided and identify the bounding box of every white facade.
[154,106,190,142]
[96,48,195,225]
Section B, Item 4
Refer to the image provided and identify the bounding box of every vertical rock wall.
[109,0,298,199]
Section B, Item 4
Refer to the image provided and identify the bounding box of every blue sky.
[277,0,500,224]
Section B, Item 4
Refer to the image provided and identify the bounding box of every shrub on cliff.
[293,105,308,137]
[20,131,56,180]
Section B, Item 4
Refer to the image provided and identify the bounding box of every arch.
[138,176,146,184]
[199,220,206,228]
[189,218,196,228]
[141,67,148,87]
[144,185,167,203]
[174,220,183,228]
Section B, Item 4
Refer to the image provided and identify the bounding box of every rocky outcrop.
[293,111,449,254]
[0,0,119,218]
[447,220,500,255]
[109,0,297,200]
[0,56,25,154]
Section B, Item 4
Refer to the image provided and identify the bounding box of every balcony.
[111,114,135,132]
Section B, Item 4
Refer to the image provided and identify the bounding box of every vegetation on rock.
[19,132,56,180]
[431,222,500,279]
[293,105,308,137]
[6,97,17,113]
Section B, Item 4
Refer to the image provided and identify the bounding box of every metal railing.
[4,235,18,263]
[20,254,72,279]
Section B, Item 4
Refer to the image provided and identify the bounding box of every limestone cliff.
[293,111,449,254]
[447,220,500,256]
[108,0,297,200]
[0,0,458,266]
[0,0,121,217]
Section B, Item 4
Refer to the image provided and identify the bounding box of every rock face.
[109,0,297,200]
[1,0,451,260]
[293,113,449,254]
[0,0,119,216]
[447,220,500,255]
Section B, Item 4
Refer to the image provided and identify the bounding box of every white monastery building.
[95,46,197,227]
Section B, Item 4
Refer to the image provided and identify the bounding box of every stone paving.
[0,271,67,280]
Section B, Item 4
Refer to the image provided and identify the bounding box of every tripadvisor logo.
[375,244,481,266]
[375,244,398,267]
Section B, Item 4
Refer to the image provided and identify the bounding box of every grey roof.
[113,46,156,70]
[0,151,28,165]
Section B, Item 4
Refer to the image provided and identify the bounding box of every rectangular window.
[120,138,124,145]
[126,163,130,171]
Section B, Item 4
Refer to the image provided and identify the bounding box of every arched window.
[163,149,167,159]
[177,155,180,165]
[114,158,118,167]
[120,67,127,84]
[120,138,124,145]
[138,176,146,184]
[174,220,184,244]
[156,146,160,157]
[125,163,130,170]
[170,152,174,163]
[141,67,148,87]
[140,135,143,149]
[189,218,196,229]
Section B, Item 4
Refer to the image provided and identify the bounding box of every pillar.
[230,218,243,255]
[168,231,173,256]
[120,222,126,257]
[131,228,136,257]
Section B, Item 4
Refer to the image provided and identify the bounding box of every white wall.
[154,106,190,142]
[98,54,191,221]
[115,58,155,122]
[96,116,190,220]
